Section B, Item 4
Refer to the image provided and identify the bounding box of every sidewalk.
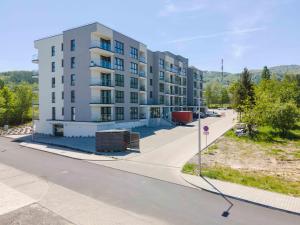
[20,142,116,161]
[182,173,300,214]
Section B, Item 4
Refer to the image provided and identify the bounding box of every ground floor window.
[115,107,124,121]
[150,107,161,118]
[130,107,139,120]
[101,107,111,122]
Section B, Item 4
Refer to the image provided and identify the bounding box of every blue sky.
[0,0,299,73]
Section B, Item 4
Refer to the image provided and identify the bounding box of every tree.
[0,86,15,126]
[240,67,255,105]
[13,83,33,124]
[0,79,4,89]
[261,66,271,80]
[221,87,230,106]
[204,83,213,107]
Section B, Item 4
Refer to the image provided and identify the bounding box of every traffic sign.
[203,131,209,135]
[203,125,209,132]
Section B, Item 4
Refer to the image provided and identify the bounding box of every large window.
[101,107,111,122]
[130,77,138,89]
[51,46,55,57]
[150,66,153,73]
[159,95,164,104]
[115,90,124,103]
[115,57,124,71]
[71,74,75,86]
[101,90,111,104]
[130,62,138,74]
[130,107,138,120]
[159,71,164,80]
[159,83,164,92]
[130,92,138,103]
[159,58,164,69]
[71,107,76,121]
[71,57,75,69]
[71,90,75,103]
[70,39,75,51]
[130,47,138,59]
[115,107,124,121]
[51,62,55,72]
[115,40,124,55]
[115,74,124,87]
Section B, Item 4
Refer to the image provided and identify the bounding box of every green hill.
[203,65,300,86]
[0,70,37,84]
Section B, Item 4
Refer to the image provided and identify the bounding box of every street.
[0,137,299,225]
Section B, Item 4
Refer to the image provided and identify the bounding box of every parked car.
[193,112,206,119]
[206,111,221,117]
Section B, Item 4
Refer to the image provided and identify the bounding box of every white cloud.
[158,0,206,17]
[166,27,265,44]
[231,44,251,59]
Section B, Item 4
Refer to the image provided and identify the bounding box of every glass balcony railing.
[32,54,38,62]
[90,60,112,69]
[139,71,146,77]
[139,86,146,91]
[90,99,113,104]
[90,40,112,52]
[139,56,146,63]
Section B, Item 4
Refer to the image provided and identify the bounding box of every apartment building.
[32,22,203,137]
[187,67,204,111]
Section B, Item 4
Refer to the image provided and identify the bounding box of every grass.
[182,163,300,197]
[225,122,300,146]
[203,144,218,155]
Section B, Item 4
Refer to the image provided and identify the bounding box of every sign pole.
[198,99,201,176]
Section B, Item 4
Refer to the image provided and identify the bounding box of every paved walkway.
[182,173,300,214]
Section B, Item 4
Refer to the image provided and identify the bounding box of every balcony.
[139,86,146,92]
[90,60,114,73]
[139,71,147,78]
[32,71,39,79]
[90,80,114,89]
[139,56,147,64]
[90,98,114,105]
[139,113,146,119]
[32,54,38,63]
[90,40,113,56]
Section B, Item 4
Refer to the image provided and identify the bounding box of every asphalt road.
[0,137,299,225]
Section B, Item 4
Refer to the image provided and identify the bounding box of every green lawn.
[182,164,300,197]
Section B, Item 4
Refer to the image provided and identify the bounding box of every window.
[115,107,124,121]
[159,83,164,92]
[70,39,75,51]
[130,92,138,103]
[115,74,124,87]
[71,57,75,69]
[51,92,55,103]
[159,95,164,104]
[130,47,138,59]
[52,107,56,120]
[71,90,75,103]
[130,62,138,74]
[182,78,187,85]
[61,75,64,84]
[130,77,138,89]
[101,38,111,51]
[115,57,124,71]
[115,90,124,103]
[150,91,153,98]
[71,74,75,86]
[51,46,55,57]
[150,79,153,86]
[61,59,64,67]
[71,107,76,121]
[159,71,164,80]
[62,91,64,100]
[51,62,55,72]
[62,107,64,116]
[101,107,111,121]
[130,107,138,120]
[101,90,111,104]
[115,40,124,55]
[61,43,64,51]
[159,58,164,69]
[101,73,111,86]
[51,77,55,88]
[150,66,153,73]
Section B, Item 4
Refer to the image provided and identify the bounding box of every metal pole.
[198,98,201,176]
[31,98,34,141]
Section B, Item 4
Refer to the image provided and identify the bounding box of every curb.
[180,173,300,216]
[19,141,117,162]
